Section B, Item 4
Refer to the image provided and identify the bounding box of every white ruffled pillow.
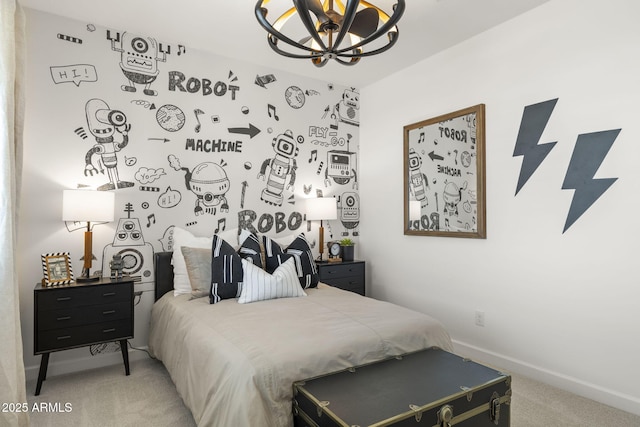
[238,257,306,304]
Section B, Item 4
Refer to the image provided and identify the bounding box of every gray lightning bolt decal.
[513,98,559,195]
[561,129,620,233]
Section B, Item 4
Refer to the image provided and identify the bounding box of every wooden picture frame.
[41,252,74,286]
[404,104,486,238]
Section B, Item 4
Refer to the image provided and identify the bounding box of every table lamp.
[62,190,115,282]
[306,197,337,261]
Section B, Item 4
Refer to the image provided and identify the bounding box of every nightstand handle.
[56,316,71,321]
[57,335,71,341]
[102,310,116,315]
[102,292,117,297]
[103,328,116,333]
[56,296,72,302]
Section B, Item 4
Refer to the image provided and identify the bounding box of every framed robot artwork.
[403,104,486,238]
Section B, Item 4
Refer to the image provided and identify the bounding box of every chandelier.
[255,0,406,67]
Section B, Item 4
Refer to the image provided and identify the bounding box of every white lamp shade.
[62,190,115,222]
[306,197,337,221]
[409,200,422,220]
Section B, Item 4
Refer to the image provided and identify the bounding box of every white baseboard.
[24,347,151,383]
[453,339,640,416]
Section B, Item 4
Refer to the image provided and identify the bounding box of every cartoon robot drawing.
[333,87,359,127]
[443,180,467,217]
[408,148,429,205]
[257,129,299,206]
[107,31,168,96]
[337,192,360,237]
[181,162,230,215]
[324,150,358,189]
[102,203,154,284]
[84,98,134,191]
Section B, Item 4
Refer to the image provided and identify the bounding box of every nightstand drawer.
[37,301,132,331]
[325,277,365,295]
[36,284,131,310]
[318,262,364,280]
[36,319,133,353]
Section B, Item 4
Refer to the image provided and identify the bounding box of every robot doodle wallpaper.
[25,10,361,353]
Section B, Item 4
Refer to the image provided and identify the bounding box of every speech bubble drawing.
[135,167,165,184]
[50,64,98,86]
[158,225,175,251]
[158,186,181,208]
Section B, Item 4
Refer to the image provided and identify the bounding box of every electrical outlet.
[475,310,485,327]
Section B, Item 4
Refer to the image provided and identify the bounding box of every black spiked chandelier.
[255,0,406,67]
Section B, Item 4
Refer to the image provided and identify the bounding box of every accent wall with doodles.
[19,9,360,371]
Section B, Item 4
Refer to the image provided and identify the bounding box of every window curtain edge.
[0,0,29,426]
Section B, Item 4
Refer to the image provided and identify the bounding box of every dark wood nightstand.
[317,260,365,296]
[33,277,134,395]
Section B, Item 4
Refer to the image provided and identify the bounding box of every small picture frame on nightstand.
[41,252,74,286]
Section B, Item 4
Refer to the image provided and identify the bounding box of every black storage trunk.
[293,347,510,427]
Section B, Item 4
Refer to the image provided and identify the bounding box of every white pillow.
[238,257,306,304]
[172,226,238,296]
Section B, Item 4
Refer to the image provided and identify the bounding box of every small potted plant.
[339,238,355,262]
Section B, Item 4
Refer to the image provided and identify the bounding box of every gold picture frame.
[41,252,74,286]
[404,104,486,238]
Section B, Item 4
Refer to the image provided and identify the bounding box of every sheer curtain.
[0,0,28,426]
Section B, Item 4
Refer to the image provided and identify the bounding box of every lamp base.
[77,267,100,282]
[76,275,100,283]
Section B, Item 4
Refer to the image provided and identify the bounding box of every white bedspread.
[149,284,453,427]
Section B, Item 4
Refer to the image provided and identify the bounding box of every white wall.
[360,0,640,415]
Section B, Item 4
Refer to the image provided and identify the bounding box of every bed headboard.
[154,251,174,301]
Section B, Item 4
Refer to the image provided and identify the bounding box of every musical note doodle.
[194,109,204,133]
[309,150,317,163]
[418,132,425,143]
[146,213,156,228]
[177,45,186,56]
[215,218,226,234]
[268,104,279,121]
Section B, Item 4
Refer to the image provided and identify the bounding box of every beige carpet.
[26,355,639,426]
[27,358,196,427]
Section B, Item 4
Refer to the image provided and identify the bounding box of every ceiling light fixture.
[255,0,406,67]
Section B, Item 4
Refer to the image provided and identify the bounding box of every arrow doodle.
[428,151,444,161]
[228,124,261,138]
[513,98,558,195]
[241,180,248,208]
[561,129,619,233]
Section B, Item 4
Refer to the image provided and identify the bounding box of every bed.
[149,250,453,427]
